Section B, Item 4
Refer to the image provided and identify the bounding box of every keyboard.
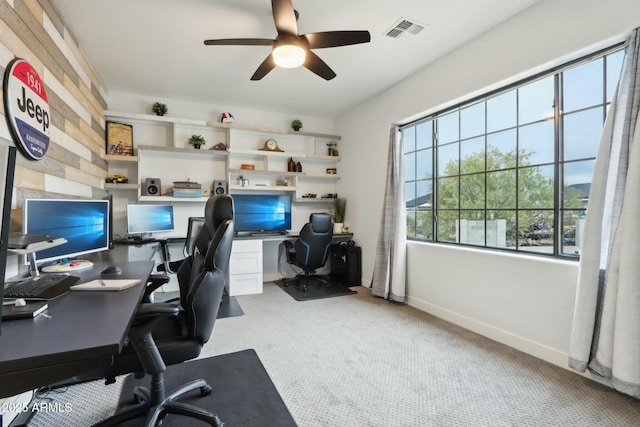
[4,274,81,300]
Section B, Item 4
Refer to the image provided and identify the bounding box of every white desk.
[228,233,354,296]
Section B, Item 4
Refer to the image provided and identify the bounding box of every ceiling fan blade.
[251,55,277,80]
[204,38,274,46]
[271,0,298,35]
[304,51,336,80]
[302,31,371,49]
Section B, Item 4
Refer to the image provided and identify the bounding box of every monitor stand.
[41,260,94,273]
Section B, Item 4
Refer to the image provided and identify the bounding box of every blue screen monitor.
[127,204,175,235]
[23,198,110,265]
[233,194,291,233]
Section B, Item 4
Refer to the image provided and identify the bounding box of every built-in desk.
[228,233,354,295]
[0,249,154,398]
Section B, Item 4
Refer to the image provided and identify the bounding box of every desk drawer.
[228,273,263,296]
[230,252,262,275]
[232,239,261,253]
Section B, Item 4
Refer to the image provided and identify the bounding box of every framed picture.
[105,121,133,156]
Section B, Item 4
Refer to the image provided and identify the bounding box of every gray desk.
[0,249,155,398]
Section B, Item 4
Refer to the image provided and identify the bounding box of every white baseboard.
[407,295,570,370]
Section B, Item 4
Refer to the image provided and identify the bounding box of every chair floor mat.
[274,276,357,301]
[115,349,297,426]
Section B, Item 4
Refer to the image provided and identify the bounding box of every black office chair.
[283,213,333,292]
[155,216,206,274]
[93,195,234,427]
[144,217,206,303]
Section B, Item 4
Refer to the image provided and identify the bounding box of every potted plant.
[291,119,302,132]
[188,134,206,149]
[151,102,168,116]
[332,198,346,233]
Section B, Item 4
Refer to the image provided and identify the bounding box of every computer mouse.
[14,298,27,307]
[101,265,122,275]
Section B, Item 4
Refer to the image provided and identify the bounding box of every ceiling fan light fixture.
[272,44,306,68]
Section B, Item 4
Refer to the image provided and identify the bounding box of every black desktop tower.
[330,243,362,287]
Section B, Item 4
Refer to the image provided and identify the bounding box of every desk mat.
[116,349,297,427]
[275,277,357,301]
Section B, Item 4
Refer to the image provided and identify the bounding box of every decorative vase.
[194,145,201,149]
[333,222,343,234]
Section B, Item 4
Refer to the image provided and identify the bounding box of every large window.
[404,46,624,257]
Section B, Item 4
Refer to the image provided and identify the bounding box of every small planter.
[152,102,168,116]
[291,119,302,132]
[188,135,206,149]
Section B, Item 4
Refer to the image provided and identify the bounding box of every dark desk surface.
[0,248,155,398]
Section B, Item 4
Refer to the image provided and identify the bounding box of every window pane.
[563,107,603,161]
[487,90,517,132]
[563,59,604,112]
[561,210,585,256]
[459,210,485,246]
[405,181,416,208]
[437,111,459,145]
[437,176,458,209]
[607,50,624,102]
[487,129,517,170]
[436,210,458,242]
[417,148,433,179]
[563,160,594,208]
[416,179,433,208]
[518,165,554,209]
[460,174,485,209]
[518,76,554,125]
[460,102,485,139]
[404,152,416,181]
[407,209,416,237]
[460,137,485,174]
[416,209,433,239]
[403,127,415,153]
[488,210,516,248]
[438,142,459,177]
[519,121,554,165]
[519,210,554,254]
[416,121,433,150]
[486,170,516,209]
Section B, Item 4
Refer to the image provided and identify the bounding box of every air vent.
[384,17,427,39]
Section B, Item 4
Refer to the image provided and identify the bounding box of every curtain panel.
[371,126,407,302]
[568,28,640,397]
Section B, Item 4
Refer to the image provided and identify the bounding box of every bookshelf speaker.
[212,180,227,195]
[144,178,161,196]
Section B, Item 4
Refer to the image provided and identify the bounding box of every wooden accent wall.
[0,0,108,216]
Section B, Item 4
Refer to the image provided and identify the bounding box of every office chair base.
[283,275,329,292]
[92,379,223,427]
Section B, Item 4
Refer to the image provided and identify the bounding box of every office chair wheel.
[200,384,213,395]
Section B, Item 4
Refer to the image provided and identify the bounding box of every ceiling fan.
[204,0,371,81]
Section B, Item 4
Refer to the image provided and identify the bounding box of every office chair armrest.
[147,274,169,290]
[134,302,180,323]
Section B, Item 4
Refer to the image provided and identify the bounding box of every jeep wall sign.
[3,58,50,160]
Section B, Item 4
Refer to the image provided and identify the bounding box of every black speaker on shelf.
[144,178,161,196]
[212,180,227,195]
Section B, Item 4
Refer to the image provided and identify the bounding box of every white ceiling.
[51,0,540,118]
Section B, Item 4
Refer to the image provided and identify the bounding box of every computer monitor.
[126,204,175,235]
[232,194,291,233]
[0,145,17,335]
[103,194,114,247]
[23,198,110,272]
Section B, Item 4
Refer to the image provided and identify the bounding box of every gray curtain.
[371,126,406,302]
[568,29,640,397]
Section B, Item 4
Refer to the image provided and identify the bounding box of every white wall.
[337,0,640,367]
[107,92,336,134]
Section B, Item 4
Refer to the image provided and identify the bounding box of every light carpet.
[29,282,640,426]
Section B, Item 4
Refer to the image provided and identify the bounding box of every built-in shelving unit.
[103,110,343,234]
